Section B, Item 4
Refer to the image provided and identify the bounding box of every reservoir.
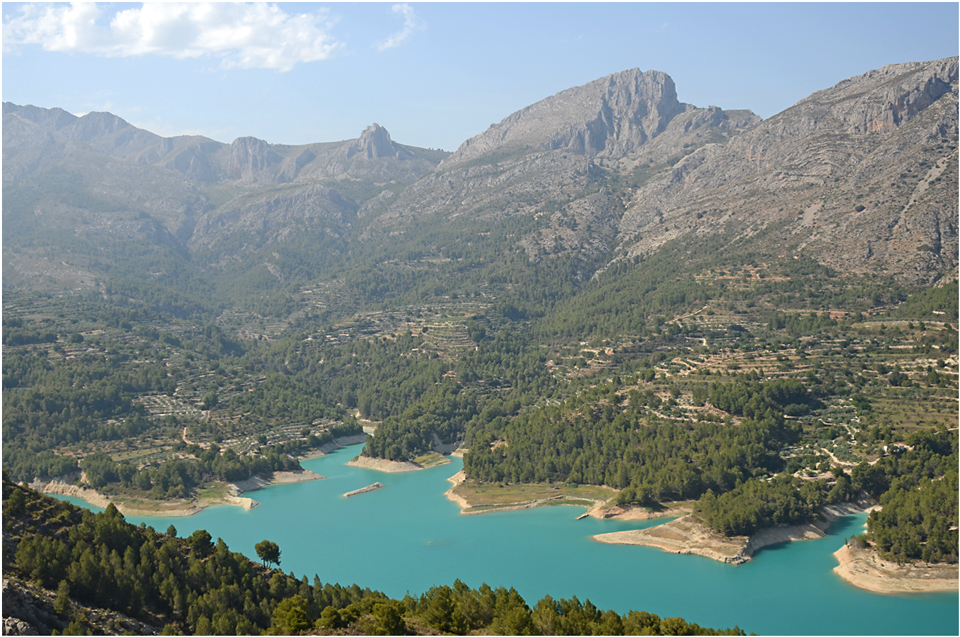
[58,445,958,635]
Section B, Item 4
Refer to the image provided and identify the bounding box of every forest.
[3,476,746,636]
[1,230,957,591]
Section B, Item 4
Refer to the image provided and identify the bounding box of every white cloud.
[377,3,424,52]
[3,2,343,72]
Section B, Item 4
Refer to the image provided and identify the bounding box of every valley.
[3,56,958,635]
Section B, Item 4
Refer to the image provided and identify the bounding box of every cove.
[57,445,958,636]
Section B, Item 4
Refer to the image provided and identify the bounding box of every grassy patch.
[454,481,616,509]
[413,452,451,468]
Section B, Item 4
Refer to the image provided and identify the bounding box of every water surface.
[58,446,958,635]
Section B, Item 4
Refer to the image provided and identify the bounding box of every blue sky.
[3,2,958,151]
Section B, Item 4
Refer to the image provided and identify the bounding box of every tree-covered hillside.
[2,476,747,636]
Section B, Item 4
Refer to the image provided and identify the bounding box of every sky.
[2,2,958,152]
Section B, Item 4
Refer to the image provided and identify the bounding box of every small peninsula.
[592,502,868,564]
[444,472,624,516]
[832,544,959,593]
[347,451,450,473]
[33,469,325,517]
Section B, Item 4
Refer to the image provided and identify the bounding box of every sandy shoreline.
[34,468,325,517]
[299,434,370,459]
[346,455,422,472]
[588,504,693,521]
[592,502,870,565]
[33,479,205,517]
[444,471,471,509]
[832,544,959,593]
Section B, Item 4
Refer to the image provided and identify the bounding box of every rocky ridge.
[2,103,440,186]
[441,69,752,166]
[362,69,761,272]
[614,57,959,285]
[3,57,957,296]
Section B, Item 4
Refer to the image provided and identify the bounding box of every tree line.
[4,475,745,636]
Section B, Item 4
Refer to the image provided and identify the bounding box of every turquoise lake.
[58,445,958,635]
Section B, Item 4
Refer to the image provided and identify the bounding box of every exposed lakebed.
[56,445,959,636]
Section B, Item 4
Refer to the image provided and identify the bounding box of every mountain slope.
[3,58,957,308]
[2,105,446,303]
[614,57,959,285]
[441,68,758,167]
[351,68,761,306]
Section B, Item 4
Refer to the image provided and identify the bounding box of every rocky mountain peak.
[3,102,78,131]
[348,123,406,159]
[441,68,691,167]
[66,111,136,142]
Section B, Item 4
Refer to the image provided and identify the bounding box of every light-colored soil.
[444,470,471,509]
[231,469,324,493]
[302,434,370,458]
[346,456,422,472]
[431,433,462,454]
[833,544,959,593]
[594,515,750,563]
[592,502,869,564]
[589,502,694,521]
[34,469,325,517]
[343,482,384,497]
[33,479,204,517]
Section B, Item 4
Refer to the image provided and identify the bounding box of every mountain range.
[3,57,957,316]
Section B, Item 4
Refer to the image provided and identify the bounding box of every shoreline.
[587,503,693,521]
[34,468,325,517]
[592,502,870,565]
[444,473,622,517]
[298,434,370,460]
[832,544,959,593]
[346,455,422,473]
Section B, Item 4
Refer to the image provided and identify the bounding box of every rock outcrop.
[441,69,757,168]
[3,57,956,296]
[2,576,160,636]
[616,57,958,285]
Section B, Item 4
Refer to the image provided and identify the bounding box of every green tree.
[255,540,281,567]
[193,615,212,636]
[54,579,71,617]
[6,488,27,515]
[271,594,311,634]
[187,529,213,558]
[373,601,407,635]
[317,606,342,629]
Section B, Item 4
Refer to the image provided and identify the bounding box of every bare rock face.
[226,136,284,181]
[1,576,160,636]
[188,183,356,261]
[2,577,64,635]
[369,69,759,272]
[616,57,959,285]
[4,58,957,296]
[442,69,698,167]
[291,123,433,182]
[349,123,410,159]
[800,58,958,135]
